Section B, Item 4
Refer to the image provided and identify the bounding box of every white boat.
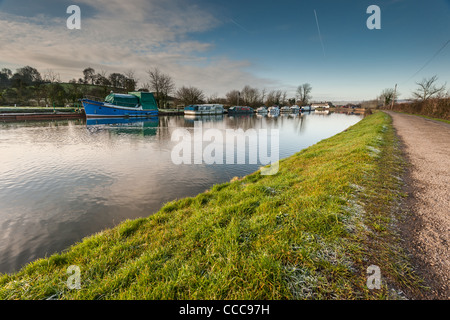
[268,106,280,116]
[280,106,291,113]
[184,104,224,115]
[290,105,300,113]
[301,105,315,112]
[256,106,268,113]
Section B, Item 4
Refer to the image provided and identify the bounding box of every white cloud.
[0,0,274,96]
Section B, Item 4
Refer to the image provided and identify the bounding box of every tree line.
[0,65,314,109]
[2,64,448,109]
[0,65,139,107]
[378,75,448,108]
[126,67,313,109]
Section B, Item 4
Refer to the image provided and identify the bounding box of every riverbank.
[0,106,84,121]
[0,112,422,299]
[0,106,184,120]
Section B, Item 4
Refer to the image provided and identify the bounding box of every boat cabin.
[104,92,158,110]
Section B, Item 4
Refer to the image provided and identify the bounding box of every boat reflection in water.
[86,117,159,136]
[184,114,224,123]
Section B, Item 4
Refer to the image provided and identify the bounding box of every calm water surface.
[0,112,362,273]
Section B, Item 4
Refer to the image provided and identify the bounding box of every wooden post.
[391,84,397,110]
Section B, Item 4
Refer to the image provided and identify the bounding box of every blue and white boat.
[268,106,280,116]
[290,105,300,113]
[256,106,268,114]
[184,104,224,115]
[81,91,158,118]
[280,106,291,113]
[301,105,315,112]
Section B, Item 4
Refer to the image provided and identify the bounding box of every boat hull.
[228,108,254,114]
[228,111,254,114]
[82,99,158,118]
[301,106,316,112]
[184,110,224,115]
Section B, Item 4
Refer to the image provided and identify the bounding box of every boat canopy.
[105,93,139,108]
[104,92,158,110]
[129,92,158,110]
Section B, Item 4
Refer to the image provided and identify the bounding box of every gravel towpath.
[386,111,449,299]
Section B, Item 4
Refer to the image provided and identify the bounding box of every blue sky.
[1,0,449,101]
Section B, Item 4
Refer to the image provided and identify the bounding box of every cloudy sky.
[0,0,449,101]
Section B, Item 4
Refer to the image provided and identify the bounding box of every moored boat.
[268,106,280,116]
[301,105,315,112]
[81,92,158,118]
[227,106,254,114]
[256,106,268,113]
[184,104,224,115]
[290,105,300,113]
[280,106,291,113]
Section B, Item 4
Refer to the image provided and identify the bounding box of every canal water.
[0,112,362,274]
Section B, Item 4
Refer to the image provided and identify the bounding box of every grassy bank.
[0,112,421,299]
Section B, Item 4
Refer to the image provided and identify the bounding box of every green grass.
[0,112,422,299]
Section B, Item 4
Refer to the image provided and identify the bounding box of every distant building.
[311,102,331,109]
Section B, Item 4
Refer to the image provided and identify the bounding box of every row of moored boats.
[183,104,314,116]
[80,92,316,118]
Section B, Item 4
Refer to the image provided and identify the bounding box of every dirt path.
[385,111,450,299]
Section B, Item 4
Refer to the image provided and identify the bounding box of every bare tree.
[281,91,287,106]
[241,85,260,107]
[175,86,205,106]
[225,89,240,106]
[124,70,138,84]
[379,87,400,107]
[274,90,282,105]
[412,75,446,101]
[264,90,276,106]
[296,83,312,105]
[207,92,219,103]
[43,69,61,83]
[160,74,176,108]
[265,90,283,106]
[83,67,95,85]
[260,88,266,105]
[147,67,175,108]
[122,70,138,92]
